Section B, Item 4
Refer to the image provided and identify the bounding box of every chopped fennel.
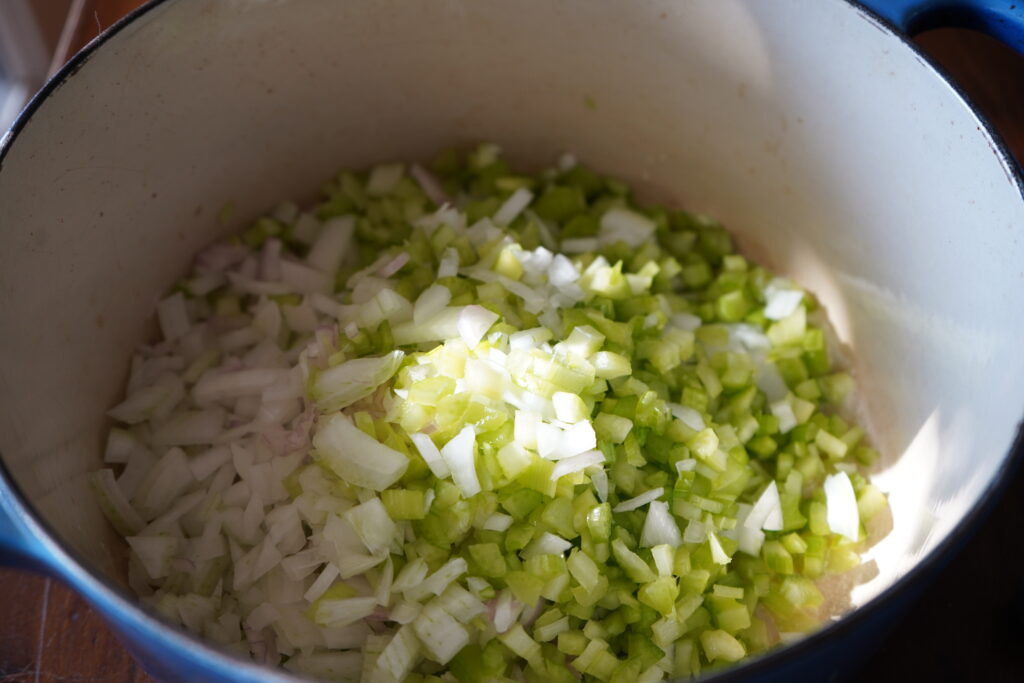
[96,145,888,682]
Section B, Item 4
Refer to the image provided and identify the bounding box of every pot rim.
[1,0,1022,680]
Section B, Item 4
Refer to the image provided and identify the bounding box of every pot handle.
[0,475,50,571]
[858,0,1024,53]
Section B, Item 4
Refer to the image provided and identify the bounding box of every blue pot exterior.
[859,0,1024,53]
[1,1,1023,682]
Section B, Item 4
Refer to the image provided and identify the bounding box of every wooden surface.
[2,2,1024,682]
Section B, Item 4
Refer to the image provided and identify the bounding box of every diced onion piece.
[150,408,224,446]
[614,487,664,513]
[456,305,499,348]
[513,410,541,451]
[764,280,805,320]
[551,449,604,481]
[770,399,798,434]
[127,535,179,579]
[411,164,449,206]
[651,545,675,577]
[708,532,731,565]
[313,413,408,491]
[824,472,860,541]
[392,558,429,594]
[548,254,579,287]
[90,470,145,536]
[306,216,355,274]
[554,420,597,460]
[746,481,784,532]
[407,558,468,602]
[344,497,400,556]
[482,513,514,532]
[669,403,705,431]
[413,603,469,665]
[410,433,450,479]
[393,307,462,346]
[103,428,142,464]
[313,597,378,628]
[109,374,184,424]
[440,425,480,498]
[157,292,190,342]
[552,392,588,423]
[493,188,534,226]
[378,252,410,278]
[304,563,341,603]
[522,532,572,558]
[193,368,287,404]
[280,259,332,294]
[640,501,682,548]
[414,284,452,324]
[310,351,404,411]
[437,248,459,279]
[373,625,420,682]
[599,207,656,247]
[435,584,486,624]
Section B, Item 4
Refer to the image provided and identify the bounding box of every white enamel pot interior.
[1,0,1023,681]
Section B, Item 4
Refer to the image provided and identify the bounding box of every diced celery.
[469,543,507,578]
[638,577,679,617]
[557,630,588,656]
[382,489,427,521]
[700,629,746,663]
[762,541,794,575]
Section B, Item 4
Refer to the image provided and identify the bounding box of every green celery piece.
[557,630,588,656]
[707,596,751,633]
[762,541,794,575]
[541,497,577,539]
[700,629,746,663]
[381,489,427,520]
[587,503,613,543]
[504,524,536,553]
[469,543,507,578]
[637,576,679,617]
[506,570,545,605]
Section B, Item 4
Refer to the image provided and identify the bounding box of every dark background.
[0,2,1022,681]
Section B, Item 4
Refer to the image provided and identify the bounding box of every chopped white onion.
[157,292,190,342]
[614,487,664,513]
[456,305,499,348]
[640,501,683,548]
[440,425,480,498]
[482,513,515,532]
[522,532,572,558]
[746,481,784,532]
[410,432,450,479]
[599,207,656,247]
[824,471,860,541]
[411,164,449,206]
[551,449,605,481]
[493,187,533,226]
[413,284,452,325]
[669,403,705,431]
[764,280,805,320]
[306,216,355,274]
[770,399,798,434]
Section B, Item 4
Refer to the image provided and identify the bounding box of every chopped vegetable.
[96,145,888,681]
